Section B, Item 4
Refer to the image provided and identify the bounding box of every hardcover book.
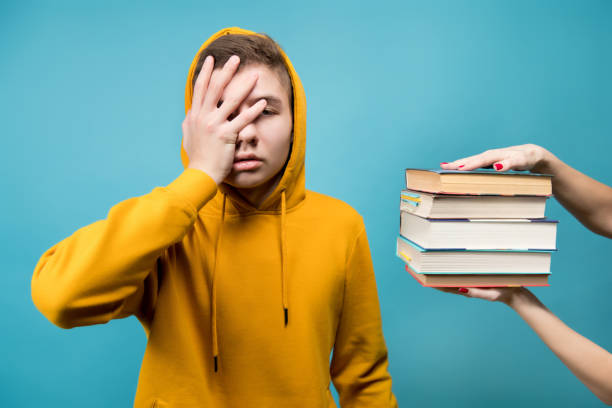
[401,189,548,219]
[403,264,550,287]
[400,211,558,250]
[405,169,552,196]
[396,235,553,273]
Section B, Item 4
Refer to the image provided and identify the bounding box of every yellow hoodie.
[32,27,397,408]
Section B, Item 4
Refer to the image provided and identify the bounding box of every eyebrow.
[246,95,283,108]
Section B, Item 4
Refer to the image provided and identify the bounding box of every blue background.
[2,0,612,406]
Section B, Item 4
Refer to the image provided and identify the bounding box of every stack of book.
[396,169,557,287]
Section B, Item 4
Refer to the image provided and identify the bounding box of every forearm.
[535,150,612,237]
[31,169,217,328]
[508,288,612,405]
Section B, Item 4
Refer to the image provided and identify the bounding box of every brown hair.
[191,33,293,106]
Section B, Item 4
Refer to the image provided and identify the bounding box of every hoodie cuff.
[166,169,218,211]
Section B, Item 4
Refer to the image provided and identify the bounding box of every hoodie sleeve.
[31,168,217,329]
[330,225,398,408]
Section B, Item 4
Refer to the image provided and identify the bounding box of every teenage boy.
[32,27,397,407]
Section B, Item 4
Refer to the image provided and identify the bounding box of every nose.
[236,121,258,149]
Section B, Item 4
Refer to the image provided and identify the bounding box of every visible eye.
[217,100,223,108]
[262,108,276,116]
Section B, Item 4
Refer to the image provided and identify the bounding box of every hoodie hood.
[181,27,307,213]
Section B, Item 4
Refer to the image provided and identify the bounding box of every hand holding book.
[435,286,518,304]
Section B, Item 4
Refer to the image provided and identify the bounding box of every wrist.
[188,163,223,185]
[531,147,558,175]
[505,287,538,310]
[167,169,218,211]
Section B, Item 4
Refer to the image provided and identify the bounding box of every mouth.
[233,154,263,171]
[233,154,262,163]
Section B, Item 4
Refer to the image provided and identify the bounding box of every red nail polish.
[458,165,465,168]
[494,163,503,170]
[440,162,448,165]
[458,288,469,293]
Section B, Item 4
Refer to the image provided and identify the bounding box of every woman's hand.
[440,144,552,173]
[435,286,527,306]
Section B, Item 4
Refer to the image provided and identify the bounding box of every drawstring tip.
[214,355,218,372]
[284,308,289,326]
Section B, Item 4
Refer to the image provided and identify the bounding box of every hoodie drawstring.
[210,191,289,373]
[280,190,289,326]
[211,193,226,373]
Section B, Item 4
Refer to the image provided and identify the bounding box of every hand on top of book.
[440,144,553,174]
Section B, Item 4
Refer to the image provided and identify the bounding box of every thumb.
[460,287,500,302]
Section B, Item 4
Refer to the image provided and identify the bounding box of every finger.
[228,99,267,131]
[461,287,500,301]
[217,72,259,120]
[433,287,459,294]
[450,149,513,171]
[203,55,241,112]
[492,159,511,172]
[492,152,532,172]
[443,152,487,170]
[192,55,214,113]
[433,287,473,299]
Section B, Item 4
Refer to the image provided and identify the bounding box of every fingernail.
[494,163,503,170]
[440,162,448,165]
[458,165,465,168]
[231,55,240,63]
[458,288,469,293]
[205,55,212,64]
